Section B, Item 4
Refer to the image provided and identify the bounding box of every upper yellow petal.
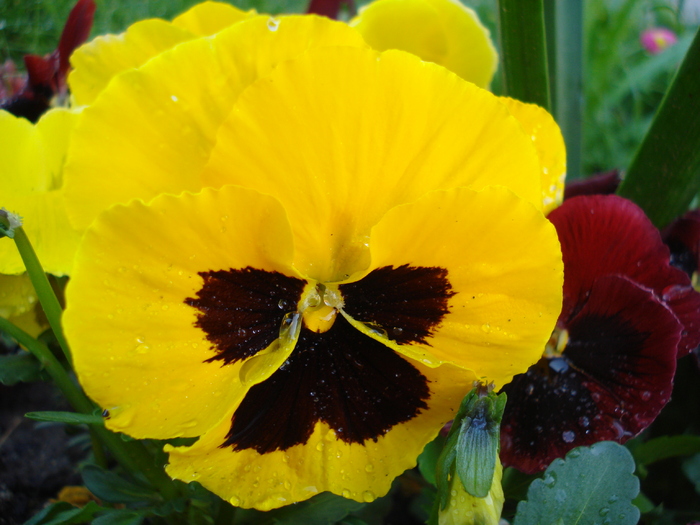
[172,1,254,36]
[351,0,497,88]
[68,19,196,106]
[63,15,367,231]
[202,46,542,282]
[500,97,567,214]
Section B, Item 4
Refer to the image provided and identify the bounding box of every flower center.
[300,283,344,333]
[544,327,569,359]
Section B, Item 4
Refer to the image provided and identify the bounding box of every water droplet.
[549,358,569,373]
[278,299,290,310]
[481,323,491,333]
[365,464,374,472]
[361,490,374,503]
[608,495,619,504]
[599,507,610,517]
[641,391,651,401]
[267,17,280,31]
[562,430,575,443]
[229,496,240,506]
[316,442,324,451]
[543,474,556,487]
[342,489,351,499]
[161,304,169,310]
[284,480,291,490]
[170,94,179,102]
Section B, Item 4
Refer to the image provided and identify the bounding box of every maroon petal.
[549,195,700,356]
[306,0,354,19]
[563,170,621,200]
[57,0,96,82]
[500,275,679,474]
[663,209,700,277]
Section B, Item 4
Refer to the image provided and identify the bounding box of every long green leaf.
[497,0,551,110]
[617,27,700,227]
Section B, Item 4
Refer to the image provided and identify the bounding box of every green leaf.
[25,411,105,426]
[417,434,446,486]
[91,510,145,525]
[266,492,365,525]
[497,0,551,110]
[0,352,43,385]
[682,453,700,494]
[24,501,103,525]
[513,441,640,525]
[633,435,700,467]
[81,464,161,504]
[617,27,700,227]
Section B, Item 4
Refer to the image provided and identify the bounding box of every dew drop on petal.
[599,508,610,517]
[342,489,351,499]
[562,430,575,443]
[267,17,280,31]
[365,464,374,472]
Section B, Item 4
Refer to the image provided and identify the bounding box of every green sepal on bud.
[430,383,507,525]
[0,208,23,239]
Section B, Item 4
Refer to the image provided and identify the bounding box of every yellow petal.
[203,46,541,282]
[64,15,367,231]
[351,0,497,88]
[64,185,297,438]
[0,109,82,276]
[68,19,196,106]
[172,1,254,36]
[165,361,475,510]
[366,186,563,388]
[500,97,567,214]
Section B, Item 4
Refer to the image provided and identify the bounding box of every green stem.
[617,27,700,227]
[497,0,551,111]
[12,227,72,365]
[0,316,177,499]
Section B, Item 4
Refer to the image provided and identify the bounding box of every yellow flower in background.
[62,12,563,510]
[351,0,498,88]
[68,1,255,106]
[0,273,46,337]
[0,108,82,276]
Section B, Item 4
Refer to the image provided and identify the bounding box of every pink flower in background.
[641,27,678,54]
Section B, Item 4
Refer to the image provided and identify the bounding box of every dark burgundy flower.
[500,195,700,474]
[0,0,95,122]
[663,209,700,280]
[306,0,355,20]
[563,169,621,200]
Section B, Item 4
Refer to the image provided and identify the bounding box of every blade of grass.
[617,27,700,227]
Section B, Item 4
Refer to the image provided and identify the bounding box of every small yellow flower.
[351,0,498,88]
[439,462,504,525]
[0,108,82,276]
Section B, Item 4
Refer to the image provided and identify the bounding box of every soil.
[0,380,85,525]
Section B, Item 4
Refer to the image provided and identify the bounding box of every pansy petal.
[64,185,298,438]
[356,186,562,387]
[663,209,700,278]
[171,1,253,36]
[203,46,542,282]
[64,15,366,231]
[500,97,566,214]
[0,108,81,276]
[351,0,497,88]
[501,275,679,473]
[68,19,196,106]
[165,359,474,510]
[549,195,700,356]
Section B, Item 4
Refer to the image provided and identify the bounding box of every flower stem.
[12,226,72,365]
[0,316,178,499]
[497,0,551,111]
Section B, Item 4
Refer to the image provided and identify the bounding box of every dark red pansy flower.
[663,209,700,280]
[563,169,621,200]
[500,195,700,474]
[0,0,95,122]
[306,0,355,20]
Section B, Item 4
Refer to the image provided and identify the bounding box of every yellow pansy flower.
[439,461,504,525]
[62,19,562,512]
[0,108,82,276]
[351,0,498,88]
